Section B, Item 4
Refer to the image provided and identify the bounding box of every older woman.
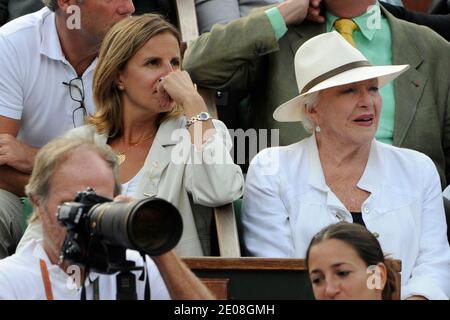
[21,14,244,257]
[242,31,450,299]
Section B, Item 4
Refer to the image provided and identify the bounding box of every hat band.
[301,60,371,94]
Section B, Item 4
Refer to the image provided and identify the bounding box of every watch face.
[199,112,210,120]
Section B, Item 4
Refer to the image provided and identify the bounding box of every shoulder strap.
[39,259,54,300]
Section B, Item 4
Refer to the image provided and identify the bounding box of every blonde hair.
[89,14,183,138]
[25,137,121,222]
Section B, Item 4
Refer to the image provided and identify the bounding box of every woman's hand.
[157,70,207,116]
[158,70,214,147]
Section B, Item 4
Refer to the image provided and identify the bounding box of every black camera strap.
[80,270,99,300]
[93,278,100,300]
[141,253,151,300]
[80,283,86,300]
[145,276,150,300]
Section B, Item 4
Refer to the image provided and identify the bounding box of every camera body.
[57,187,182,274]
[57,188,111,271]
[58,187,111,229]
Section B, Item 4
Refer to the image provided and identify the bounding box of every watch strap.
[185,112,210,128]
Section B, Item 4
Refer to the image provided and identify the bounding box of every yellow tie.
[335,19,358,47]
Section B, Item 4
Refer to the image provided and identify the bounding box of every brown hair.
[88,14,183,138]
[305,222,396,300]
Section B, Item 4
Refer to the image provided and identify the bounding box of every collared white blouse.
[242,135,450,299]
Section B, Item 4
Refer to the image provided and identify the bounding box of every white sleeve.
[241,148,294,257]
[0,270,16,299]
[183,119,244,206]
[0,34,24,120]
[402,155,450,300]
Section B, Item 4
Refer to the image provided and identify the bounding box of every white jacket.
[242,135,450,299]
[18,117,244,257]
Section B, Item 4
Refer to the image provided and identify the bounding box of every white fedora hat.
[273,31,409,122]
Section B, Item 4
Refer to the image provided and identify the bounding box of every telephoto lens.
[88,198,183,256]
[58,188,183,272]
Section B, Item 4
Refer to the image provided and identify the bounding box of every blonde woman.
[20,14,244,257]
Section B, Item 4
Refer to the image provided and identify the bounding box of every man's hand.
[0,165,29,196]
[152,250,215,300]
[307,0,325,23]
[277,0,310,26]
[113,195,133,203]
[0,134,38,173]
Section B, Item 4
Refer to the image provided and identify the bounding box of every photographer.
[0,137,213,300]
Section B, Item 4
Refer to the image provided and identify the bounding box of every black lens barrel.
[88,198,183,256]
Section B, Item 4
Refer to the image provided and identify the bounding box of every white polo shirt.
[0,240,171,300]
[0,7,96,147]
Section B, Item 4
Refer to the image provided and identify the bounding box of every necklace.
[116,132,156,165]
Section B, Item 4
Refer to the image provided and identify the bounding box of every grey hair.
[41,0,58,11]
[299,91,320,133]
[25,136,121,222]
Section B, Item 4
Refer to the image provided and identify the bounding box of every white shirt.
[0,240,170,300]
[0,7,96,147]
[17,118,245,257]
[242,136,450,300]
[443,185,450,200]
[121,167,145,197]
